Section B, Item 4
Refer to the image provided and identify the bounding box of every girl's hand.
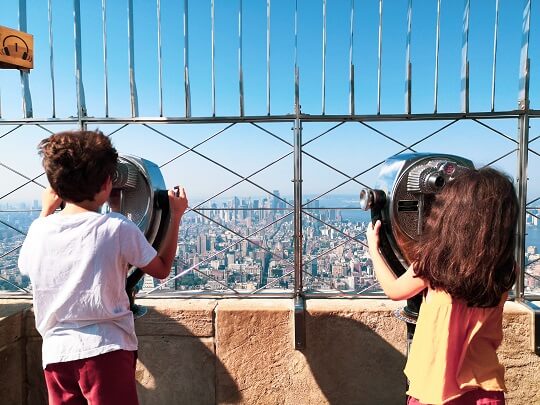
[40,186,63,217]
[366,220,382,252]
[169,186,188,221]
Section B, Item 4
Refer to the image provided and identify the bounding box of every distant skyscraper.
[197,234,208,255]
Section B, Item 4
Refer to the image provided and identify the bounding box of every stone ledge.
[135,298,217,337]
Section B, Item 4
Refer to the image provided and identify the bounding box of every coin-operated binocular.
[359,153,474,340]
[103,155,174,317]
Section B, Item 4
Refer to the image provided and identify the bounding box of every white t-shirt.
[18,211,157,369]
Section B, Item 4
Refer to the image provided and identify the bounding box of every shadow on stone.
[2,301,241,405]
[133,302,242,405]
[304,312,407,405]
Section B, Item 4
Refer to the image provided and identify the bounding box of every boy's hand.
[40,186,63,217]
[366,220,382,253]
[169,186,188,221]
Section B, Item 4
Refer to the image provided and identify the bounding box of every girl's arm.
[366,220,427,300]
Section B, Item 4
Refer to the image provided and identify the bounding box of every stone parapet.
[0,297,538,405]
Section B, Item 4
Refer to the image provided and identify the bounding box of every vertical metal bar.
[433,0,441,113]
[266,0,271,115]
[516,109,529,301]
[349,0,355,115]
[294,0,298,103]
[48,0,56,118]
[518,0,531,112]
[73,0,86,120]
[184,0,191,118]
[211,0,215,117]
[293,65,304,349]
[18,0,33,118]
[461,0,470,113]
[491,0,500,112]
[516,0,531,300]
[322,0,327,115]
[405,0,412,114]
[101,0,109,117]
[127,0,138,117]
[239,0,244,116]
[377,0,383,114]
[157,0,164,117]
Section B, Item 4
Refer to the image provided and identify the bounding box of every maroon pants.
[407,389,505,405]
[44,350,138,405]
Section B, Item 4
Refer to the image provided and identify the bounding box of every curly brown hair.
[38,130,118,203]
[411,167,518,307]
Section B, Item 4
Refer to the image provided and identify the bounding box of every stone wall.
[0,297,538,405]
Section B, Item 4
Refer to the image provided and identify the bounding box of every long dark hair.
[412,167,518,307]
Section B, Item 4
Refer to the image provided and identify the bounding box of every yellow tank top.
[404,289,507,404]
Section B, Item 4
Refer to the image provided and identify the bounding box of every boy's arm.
[142,187,188,280]
[366,220,427,300]
[40,186,63,217]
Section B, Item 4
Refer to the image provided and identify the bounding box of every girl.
[366,167,518,405]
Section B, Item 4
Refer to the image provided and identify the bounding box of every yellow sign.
[0,25,34,70]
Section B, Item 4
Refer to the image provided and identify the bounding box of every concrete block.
[135,299,216,337]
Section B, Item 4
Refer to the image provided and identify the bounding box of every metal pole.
[461,0,470,113]
[73,0,86,126]
[48,0,56,118]
[516,0,531,299]
[101,0,109,117]
[293,65,305,350]
[19,0,33,118]
[127,0,138,117]
[377,0,383,115]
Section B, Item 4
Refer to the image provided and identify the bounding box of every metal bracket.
[294,295,306,350]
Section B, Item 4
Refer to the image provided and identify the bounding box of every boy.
[18,130,188,405]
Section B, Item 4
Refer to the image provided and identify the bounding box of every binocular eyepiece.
[359,188,386,211]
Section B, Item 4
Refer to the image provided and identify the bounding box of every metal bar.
[293,65,305,349]
[304,119,459,205]
[127,0,138,117]
[472,119,517,144]
[19,0,33,118]
[0,161,46,189]
[101,0,109,117]
[434,0,441,113]
[322,0,327,115]
[159,123,236,168]
[73,0,86,121]
[157,0,164,117]
[516,2,531,298]
[302,122,345,147]
[250,123,292,147]
[143,124,290,206]
[461,0,470,113]
[239,0,244,116]
[349,0,355,115]
[405,0,412,114]
[48,0,56,118]
[0,218,27,236]
[294,0,298,77]
[377,0,383,114]
[184,0,191,117]
[211,0,215,117]
[0,172,46,201]
[518,0,531,111]
[2,110,537,126]
[491,0,500,112]
[0,274,29,293]
[479,148,518,168]
[266,0,271,115]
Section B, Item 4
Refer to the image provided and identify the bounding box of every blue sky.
[0,0,539,202]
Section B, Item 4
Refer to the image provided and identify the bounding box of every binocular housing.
[103,155,172,314]
[360,153,474,321]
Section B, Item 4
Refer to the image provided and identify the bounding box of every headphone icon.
[2,35,31,61]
